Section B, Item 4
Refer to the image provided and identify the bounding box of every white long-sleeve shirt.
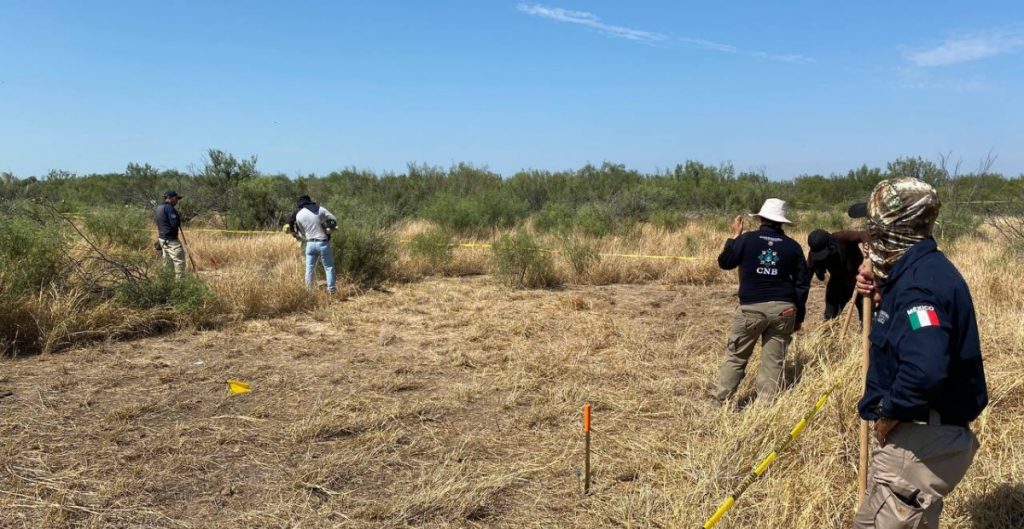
[295,206,337,241]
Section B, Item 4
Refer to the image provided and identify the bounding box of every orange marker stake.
[583,403,592,495]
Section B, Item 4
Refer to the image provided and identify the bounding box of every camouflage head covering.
[866,177,941,279]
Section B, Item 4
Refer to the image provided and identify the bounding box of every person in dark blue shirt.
[852,178,987,529]
[154,190,187,278]
[711,198,810,407]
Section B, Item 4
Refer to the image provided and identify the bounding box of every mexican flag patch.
[907,306,939,330]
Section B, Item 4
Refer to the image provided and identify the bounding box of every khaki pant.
[159,238,187,279]
[854,423,978,529]
[712,301,796,403]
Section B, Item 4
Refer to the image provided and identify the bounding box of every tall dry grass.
[185,232,326,318]
[393,220,730,286]
[1,220,1021,528]
[6,216,994,355]
[5,216,1008,351]
[162,220,736,319]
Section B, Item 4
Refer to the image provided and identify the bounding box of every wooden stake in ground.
[178,226,200,275]
[858,277,873,503]
[583,402,592,495]
[837,290,858,344]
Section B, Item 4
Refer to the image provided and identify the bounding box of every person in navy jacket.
[154,190,187,278]
[852,178,987,529]
[711,198,810,407]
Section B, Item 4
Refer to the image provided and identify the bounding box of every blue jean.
[304,240,336,292]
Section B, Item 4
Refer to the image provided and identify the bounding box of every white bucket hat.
[749,198,792,224]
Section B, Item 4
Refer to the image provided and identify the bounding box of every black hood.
[295,195,319,214]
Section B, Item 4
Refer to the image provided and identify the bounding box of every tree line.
[2,150,1022,237]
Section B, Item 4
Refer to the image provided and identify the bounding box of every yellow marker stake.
[702,385,838,529]
[705,497,735,528]
[227,380,252,394]
[753,453,777,475]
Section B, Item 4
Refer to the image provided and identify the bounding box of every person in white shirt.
[287,195,338,293]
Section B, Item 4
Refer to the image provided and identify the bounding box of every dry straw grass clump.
[391,220,731,287]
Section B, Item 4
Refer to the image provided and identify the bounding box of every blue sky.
[1,1,1022,179]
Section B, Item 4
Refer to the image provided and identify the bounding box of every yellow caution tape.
[226,380,252,394]
[702,384,837,528]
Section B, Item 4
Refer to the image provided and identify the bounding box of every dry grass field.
[1,222,1022,528]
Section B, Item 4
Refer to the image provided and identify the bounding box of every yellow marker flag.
[227,380,252,394]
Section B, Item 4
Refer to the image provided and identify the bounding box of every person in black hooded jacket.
[806,229,869,321]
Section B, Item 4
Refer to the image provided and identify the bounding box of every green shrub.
[422,192,527,234]
[574,203,615,238]
[82,206,151,249]
[705,215,733,233]
[408,227,454,269]
[610,187,650,223]
[491,232,562,289]
[649,210,689,230]
[114,269,213,314]
[333,225,397,286]
[532,202,575,233]
[421,194,475,232]
[935,209,982,244]
[1009,238,1024,258]
[793,209,849,232]
[325,197,400,230]
[229,176,297,230]
[560,236,599,280]
[0,216,65,295]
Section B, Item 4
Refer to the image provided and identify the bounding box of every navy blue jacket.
[858,238,988,425]
[718,225,811,324]
[155,203,181,240]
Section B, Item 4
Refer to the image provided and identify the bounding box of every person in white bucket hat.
[711,198,810,407]
[750,197,793,224]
